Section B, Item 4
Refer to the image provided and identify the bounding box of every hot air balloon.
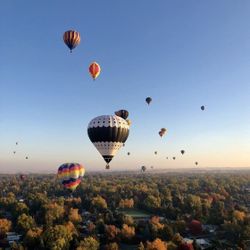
[145,97,152,105]
[195,162,198,166]
[25,156,28,160]
[63,30,81,53]
[57,163,85,191]
[181,150,185,155]
[154,151,157,155]
[173,157,176,160]
[151,166,154,169]
[16,142,18,145]
[127,152,130,156]
[201,106,205,111]
[13,151,16,154]
[89,62,101,80]
[141,166,146,172]
[166,157,168,159]
[159,128,167,138]
[87,115,130,169]
[115,110,129,120]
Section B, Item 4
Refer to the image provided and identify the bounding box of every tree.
[188,220,202,235]
[17,213,36,233]
[119,199,134,208]
[149,216,164,239]
[91,196,108,210]
[105,225,120,241]
[0,218,12,236]
[42,224,73,250]
[172,233,183,246]
[44,202,65,226]
[232,210,246,223]
[13,202,29,218]
[77,236,100,250]
[68,208,82,224]
[145,238,167,250]
[104,242,119,250]
[160,225,173,241]
[167,242,177,250]
[138,242,145,250]
[177,243,194,250]
[144,195,161,209]
[121,224,135,241]
[24,227,43,249]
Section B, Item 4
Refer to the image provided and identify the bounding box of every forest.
[0,170,249,250]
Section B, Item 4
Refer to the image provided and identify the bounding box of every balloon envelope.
[87,115,129,168]
[89,62,101,80]
[145,97,152,105]
[63,30,80,52]
[115,110,129,120]
[57,163,85,191]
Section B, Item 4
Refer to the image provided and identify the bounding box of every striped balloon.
[63,30,81,52]
[87,115,129,169]
[89,62,101,80]
[57,163,85,191]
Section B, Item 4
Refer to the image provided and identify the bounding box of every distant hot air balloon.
[181,150,185,155]
[201,106,205,111]
[127,152,130,156]
[159,128,167,138]
[89,62,101,80]
[88,115,130,169]
[57,163,85,191]
[166,157,168,159]
[141,166,146,172]
[195,162,198,166]
[63,30,81,53]
[154,151,157,155]
[25,157,28,160]
[115,110,129,120]
[173,157,176,160]
[145,97,152,105]
[13,151,16,154]
[151,166,154,169]
[16,142,18,145]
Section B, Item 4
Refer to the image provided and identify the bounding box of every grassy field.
[119,208,151,218]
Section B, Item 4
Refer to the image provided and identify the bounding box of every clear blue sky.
[1,0,250,173]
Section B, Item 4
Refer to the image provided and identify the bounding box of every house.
[183,238,193,244]
[196,238,211,249]
[6,232,22,245]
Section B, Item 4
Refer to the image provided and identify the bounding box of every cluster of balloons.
[13,142,29,160]
[57,29,205,190]
[63,30,101,80]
